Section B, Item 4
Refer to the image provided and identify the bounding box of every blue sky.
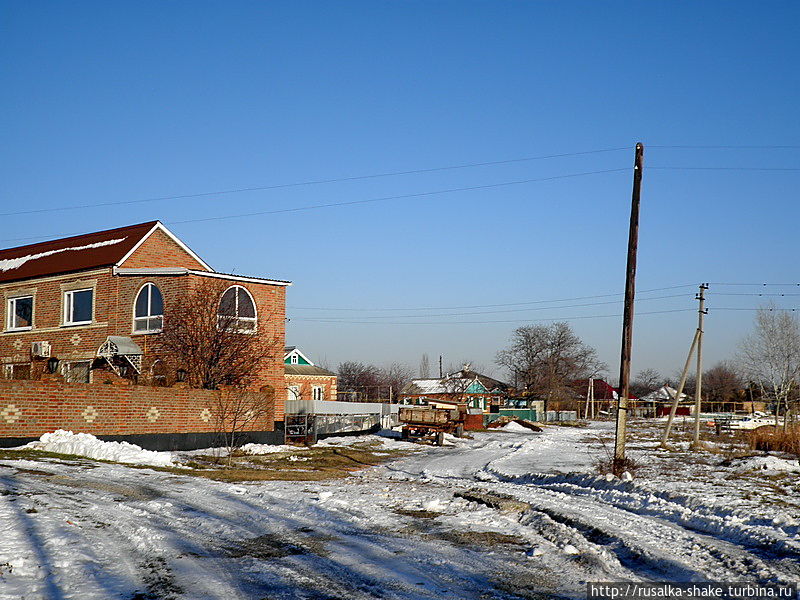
[2,1,799,381]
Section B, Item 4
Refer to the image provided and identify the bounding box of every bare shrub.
[748,425,800,457]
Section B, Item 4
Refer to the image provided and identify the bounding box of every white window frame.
[6,295,33,331]
[62,360,92,384]
[288,385,301,401]
[218,285,258,333]
[63,288,94,326]
[133,283,164,334]
[312,385,325,401]
[291,354,298,364]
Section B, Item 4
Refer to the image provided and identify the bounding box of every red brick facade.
[284,372,338,403]
[0,222,289,440]
[0,379,274,441]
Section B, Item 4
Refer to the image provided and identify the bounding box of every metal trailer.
[398,406,466,446]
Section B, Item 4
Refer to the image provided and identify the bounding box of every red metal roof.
[0,221,158,284]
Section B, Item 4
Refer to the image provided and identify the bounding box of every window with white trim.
[134,283,164,333]
[291,354,298,364]
[3,363,31,380]
[287,385,301,401]
[218,285,257,332]
[62,360,91,383]
[6,296,33,331]
[312,385,325,401]
[63,289,93,325]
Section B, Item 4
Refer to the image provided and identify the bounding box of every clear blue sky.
[2,1,799,381]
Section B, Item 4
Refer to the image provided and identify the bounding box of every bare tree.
[703,361,743,410]
[419,353,431,378]
[209,387,275,464]
[496,322,606,412]
[630,368,662,398]
[738,305,800,430]
[380,362,414,402]
[161,278,279,390]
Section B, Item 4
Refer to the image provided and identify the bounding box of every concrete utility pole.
[692,284,708,447]
[613,142,644,474]
[661,283,708,447]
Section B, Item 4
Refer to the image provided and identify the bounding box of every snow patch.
[502,421,535,433]
[733,456,800,473]
[25,430,175,466]
[240,443,307,455]
[0,238,127,272]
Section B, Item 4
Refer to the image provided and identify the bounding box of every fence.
[284,400,399,443]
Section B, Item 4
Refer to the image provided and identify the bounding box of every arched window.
[134,283,164,333]
[218,285,257,332]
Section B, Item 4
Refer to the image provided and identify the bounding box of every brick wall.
[1,226,288,423]
[284,373,338,403]
[0,380,276,440]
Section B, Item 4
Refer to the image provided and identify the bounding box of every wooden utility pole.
[613,142,644,474]
[439,355,443,379]
[692,284,708,447]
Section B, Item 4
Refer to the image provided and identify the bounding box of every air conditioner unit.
[31,341,51,358]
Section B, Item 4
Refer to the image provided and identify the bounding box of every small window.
[218,285,257,332]
[291,354,298,364]
[62,361,91,383]
[134,283,164,333]
[64,289,93,325]
[312,385,325,401]
[7,296,33,331]
[3,363,31,380]
[287,385,301,401]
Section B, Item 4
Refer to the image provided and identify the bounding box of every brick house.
[284,346,337,403]
[0,221,290,442]
[400,365,510,413]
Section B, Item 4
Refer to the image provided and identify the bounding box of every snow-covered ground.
[1,421,798,599]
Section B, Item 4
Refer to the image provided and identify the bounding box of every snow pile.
[316,433,420,450]
[240,443,308,455]
[25,430,175,467]
[503,421,535,433]
[732,456,800,473]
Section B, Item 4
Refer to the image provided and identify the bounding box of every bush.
[748,425,800,457]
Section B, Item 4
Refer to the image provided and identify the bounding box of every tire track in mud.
[406,435,798,586]
[475,448,800,586]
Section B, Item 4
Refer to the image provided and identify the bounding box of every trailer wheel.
[401,428,410,440]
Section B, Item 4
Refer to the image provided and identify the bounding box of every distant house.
[284,346,337,402]
[400,364,510,413]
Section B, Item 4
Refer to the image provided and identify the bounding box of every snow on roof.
[0,221,158,283]
[641,385,687,402]
[0,238,127,273]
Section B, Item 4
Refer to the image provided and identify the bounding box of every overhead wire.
[289,308,695,326]
[289,294,691,320]
[0,146,631,218]
[288,284,697,311]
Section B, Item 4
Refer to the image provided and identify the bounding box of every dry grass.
[748,425,800,456]
[0,444,410,483]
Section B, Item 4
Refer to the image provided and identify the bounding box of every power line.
[166,168,629,225]
[0,146,630,218]
[0,167,630,244]
[289,308,694,326]
[650,166,800,172]
[288,284,697,311]
[288,294,690,320]
[707,282,800,286]
[649,145,800,149]
[710,292,800,297]
[711,307,800,312]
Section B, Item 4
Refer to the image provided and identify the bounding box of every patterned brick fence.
[0,380,283,450]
